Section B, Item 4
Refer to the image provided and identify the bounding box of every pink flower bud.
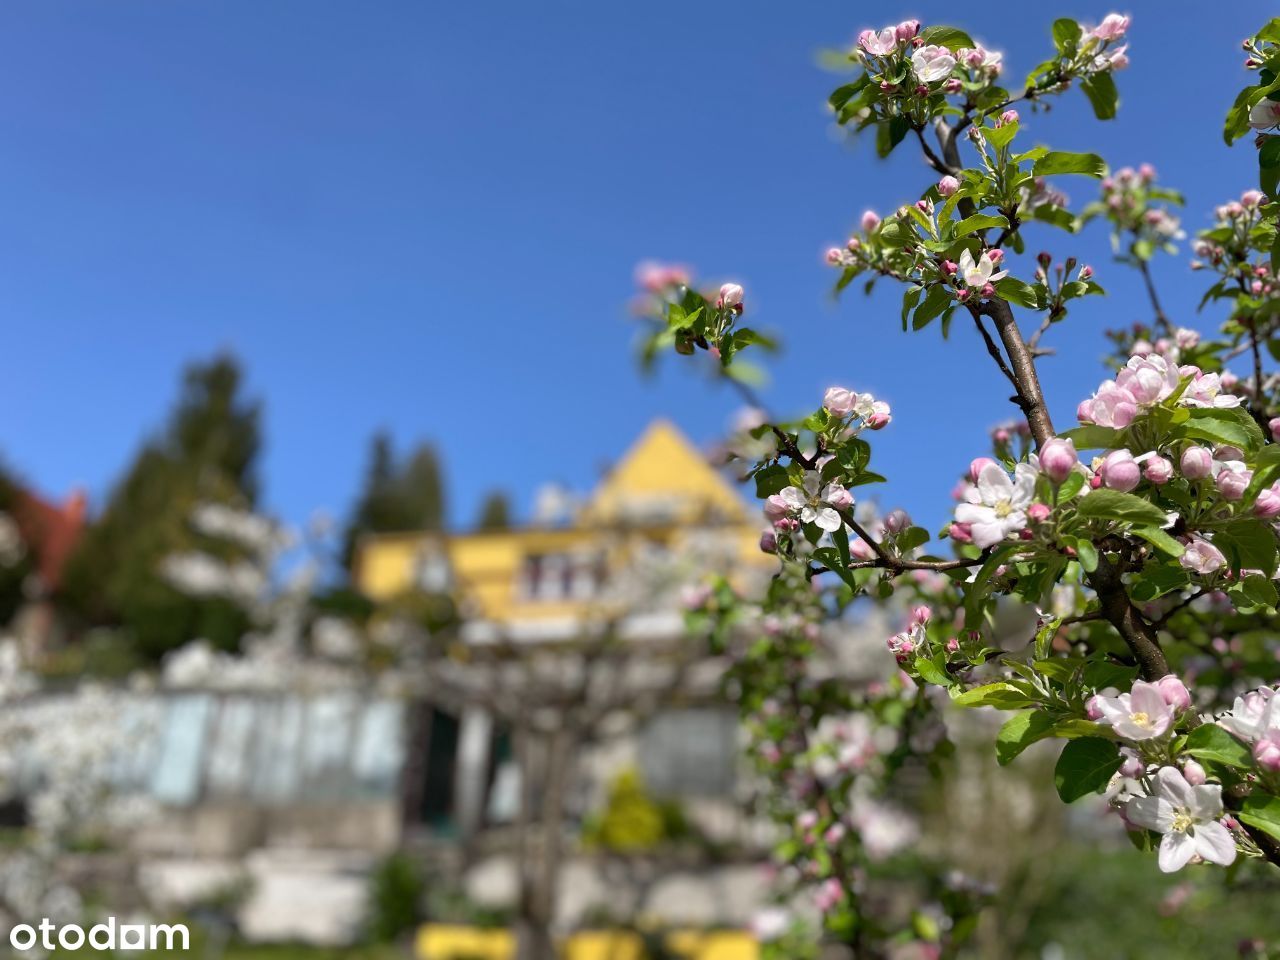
[1100,449,1141,492]
[1155,674,1192,711]
[986,248,1004,265]
[1079,265,1093,281]
[861,210,881,232]
[1027,503,1051,524]
[823,386,858,417]
[764,495,790,521]
[998,109,1019,126]
[968,457,997,482]
[954,288,970,302]
[1256,485,1280,519]
[894,19,920,40]
[944,77,963,93]
[1254,734,1280,772]
[910,605,932,625]
[866,412,890,430]
[941,259,957,276]
[1085,695,1104,721]
[825,247,844,265]
[945,637,960,654]
[718,283,744,310]
[1181,758,1207,786]
[1216,467,1252,501]
[760,530,778,554]
[937,175,960,197]
[846,236,861,252]
[1143,455,1173,485]
[1119,754,1144,779]
[981,282,996,299]
[949,522,973,543]
[1180,446,1214,480]
[884,508,911,534]
[1270,417,1280,442]
[1138,163,1156,182]
[1039,437,1079,484]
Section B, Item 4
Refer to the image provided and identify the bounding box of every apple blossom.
[1142,455,1173,484]
[778,473,852,533]
[910,44,956,83]
[858,27,898,57]
[823,386,858,417]
[1099,449,1141,492]
[937,175,959,197]
[1078,380,1139,428]
[1125,766,1236,872]
[760,530,778,554]
[1214,461,1252,501]
[1181,759,1207,787]
[1155,675,1192,712]
[1180,446,1214,480]
[884,508,911,534]
[953,461,1037,548]
[1039,440,1080,483]
[1254,733,1280,772]
[1179,537,1227,575]
[719,283,744,310]
[895,19,920,41]
[1219,687,1278,742]
[1249,99,1280,130]
[860,210,881,231]
[1092,12,1131,40]
[1092,680,1175,740]
[1254,484,1280,519]
[957,248,1008,290]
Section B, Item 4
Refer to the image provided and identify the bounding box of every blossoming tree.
[638,12,1280,958]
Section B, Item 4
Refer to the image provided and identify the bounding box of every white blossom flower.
[1092,679,1175,740]
[1125,766,1237,872]
[778,473,850,533]
[953,462,1036,548]
[957,249,1008,289]
[1219,687,1279,742]
[1249,99,1280,131]
[910,44,957,83]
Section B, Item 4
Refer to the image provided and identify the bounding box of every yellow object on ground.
[415,925,757,960]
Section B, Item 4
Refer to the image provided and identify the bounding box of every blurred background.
[2,2,1280,958]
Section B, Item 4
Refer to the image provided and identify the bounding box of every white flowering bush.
[638,13,1280,959]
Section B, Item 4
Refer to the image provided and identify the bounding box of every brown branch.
[1136,259,1171,335]
[970,309,1020,392]
[977,298,1056,448]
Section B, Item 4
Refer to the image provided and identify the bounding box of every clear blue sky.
[0,2,1272,537]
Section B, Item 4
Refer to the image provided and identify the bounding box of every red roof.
[12,489,86,591]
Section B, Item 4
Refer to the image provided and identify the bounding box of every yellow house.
[352,420,771,629]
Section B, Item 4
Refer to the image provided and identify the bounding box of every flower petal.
[1191,820,1237,867]
[1157,830,1197,872]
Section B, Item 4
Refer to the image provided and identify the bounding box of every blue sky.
[1,2,1273,537]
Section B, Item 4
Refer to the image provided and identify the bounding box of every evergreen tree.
[476,491,511,531]
[60,355,261,659]
[342,434,446,570]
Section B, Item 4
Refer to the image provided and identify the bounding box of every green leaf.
[1180,406,1265,453]
[1239,792,1280,842]
[1032,151,1107,178]
[1131,526,1185,558]
[952,682,1037,710]
[993,276,1039,308]
[918,25,975,51]
[754,464,790,498]
[1054,737,1123,803]
[996,710,1056,765]
[1051,18,1082,52]
[900,285,923,332]
[954,213,1008,235]
[1080,72,1118,121]
[1213,517,1278,576]
[1072,538,1099,572]
[913,284,952,330]
[1183,723,1253,769]
[913,655,951,687]
[1060,425,1123,451]
[1076,489,1169,527]
[1261,136,1280,170]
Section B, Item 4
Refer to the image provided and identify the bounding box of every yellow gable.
[583,420,749,526]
